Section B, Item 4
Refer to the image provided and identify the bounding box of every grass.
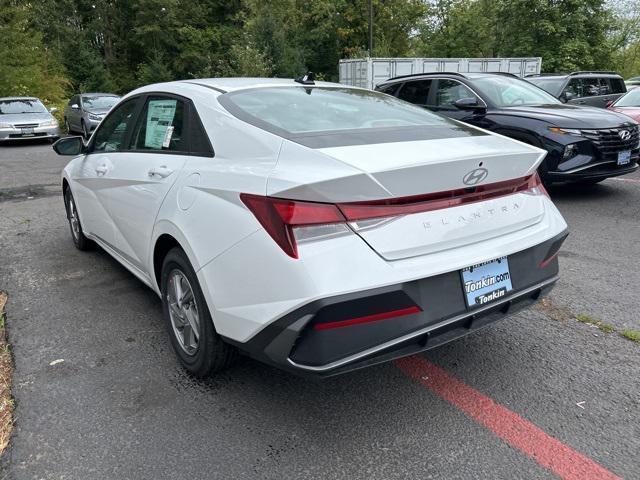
[537,298,638,343]
[0,291,13,454]
[621,329,640,343]
[575,313,616,334]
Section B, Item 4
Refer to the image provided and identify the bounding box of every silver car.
[0,97,60,143]
[63,93,120,138]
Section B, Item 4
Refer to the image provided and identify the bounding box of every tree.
[0,0,69,102]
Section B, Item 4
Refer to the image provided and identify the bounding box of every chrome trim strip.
[287,275,559,373]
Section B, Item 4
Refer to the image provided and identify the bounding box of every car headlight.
[40,119,58,127]
[562,144,579,159]
[548,127,582,136]
[0,122,12,128]
[88,113,102,121]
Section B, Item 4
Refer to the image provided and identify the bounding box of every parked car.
[64,93,120,138]
[525,71,626,108]
[52,77,568,378]
[608,87,640,122]
[0,97,60,143]
[376,72,639,184]
[626,76,640,86]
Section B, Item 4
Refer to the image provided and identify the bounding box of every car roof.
[79,92,120,96]
[177,77,350,93]
[378,71,521,85]
[0,96,40,101]
[528,71,622,80]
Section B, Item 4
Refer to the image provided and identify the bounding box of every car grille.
[13,123,39,129]
[580,126,640,159]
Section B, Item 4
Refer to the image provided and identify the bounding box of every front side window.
[130,97,186,152]
[91,99,139,153]
[472,76,560,107]
[608,78,626,94]
[0,99,47,114]
[397,80,432,105]
[435,79,478,107]
[565,78,600,98]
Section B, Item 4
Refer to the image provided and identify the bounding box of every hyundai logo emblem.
[463,168,489,186]
[619,130,631,141]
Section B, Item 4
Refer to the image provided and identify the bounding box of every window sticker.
[145,99,177,149]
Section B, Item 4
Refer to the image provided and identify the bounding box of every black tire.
[161,247,236,377]
[64,189,92,251]
[81,120,89,139]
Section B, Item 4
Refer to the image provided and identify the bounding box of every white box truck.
[339,57,542,89]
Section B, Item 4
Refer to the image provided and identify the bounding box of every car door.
[71,97,142,247]
[564,77,601,107]
[101,94,194,273]
[601,77,627,107]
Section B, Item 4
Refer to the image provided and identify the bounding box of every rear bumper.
[224,230,568,378]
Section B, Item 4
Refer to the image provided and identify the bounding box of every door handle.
[95,164,108,175]
[148,166,174,178]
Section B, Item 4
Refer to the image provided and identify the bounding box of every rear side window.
[606,78,626,94]
[130,97,187,152]
[397,80,432,105]
[92,98,139,153]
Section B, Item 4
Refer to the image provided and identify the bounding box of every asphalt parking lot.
[0,140,638,480]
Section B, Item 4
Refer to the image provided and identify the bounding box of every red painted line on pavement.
[394,356,621,480]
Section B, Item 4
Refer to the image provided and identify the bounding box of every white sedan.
[53,77,568,378]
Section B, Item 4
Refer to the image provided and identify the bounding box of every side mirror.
[52,136,85,156]
[561,92,575,102]
[453,97,485,110]
[70,104,79,109]
[605,100,613,108]
[49,107,58,114]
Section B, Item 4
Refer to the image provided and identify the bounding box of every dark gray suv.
[526,71,626,108]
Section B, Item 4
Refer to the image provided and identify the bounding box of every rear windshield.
[0,99,47,114]
[220,87,454,135]
[614,88,640,107]
[526,77,565,97]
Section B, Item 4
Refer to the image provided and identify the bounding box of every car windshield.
[0,99,47,114]
[526,77,565,96]
[614,89,640,107]
[222,87,453,135]
[473,77,562,107]
[82,95,119,110]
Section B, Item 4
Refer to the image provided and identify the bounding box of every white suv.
[53,77,568,378]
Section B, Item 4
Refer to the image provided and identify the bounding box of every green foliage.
[0,0,69,103]
[0,0,637,103]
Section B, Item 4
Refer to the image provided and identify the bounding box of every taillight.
[241,173,548,259]
[337,173,547,221]
[240,194,346,258]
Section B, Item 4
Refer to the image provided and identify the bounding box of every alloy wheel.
[68,196,80,241]
[166,269,201,355]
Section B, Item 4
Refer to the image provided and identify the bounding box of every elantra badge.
[463,168,489,186]
[618,130,631,141]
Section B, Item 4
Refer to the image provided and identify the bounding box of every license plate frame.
[461,257,513,309]
[618,150,631,166]
[20,128,35,136]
